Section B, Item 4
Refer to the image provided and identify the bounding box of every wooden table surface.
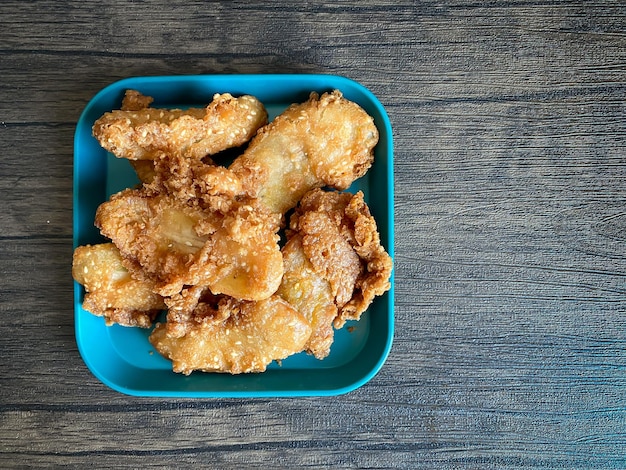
[2,1,625,468]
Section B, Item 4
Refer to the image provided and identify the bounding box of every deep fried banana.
[294,189,392,327]
[149,295,312,375]
[93,91,267,161]
[229,90,379,214]
[95,188,283,300]
[72,243,165,327]
[277,189,393,358]
[278,235,338,359]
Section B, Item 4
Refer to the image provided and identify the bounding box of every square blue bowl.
[73,74,394,397]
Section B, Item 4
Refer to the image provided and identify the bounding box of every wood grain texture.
[1,0,625,468]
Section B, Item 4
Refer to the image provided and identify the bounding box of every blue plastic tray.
[73,74,394,397]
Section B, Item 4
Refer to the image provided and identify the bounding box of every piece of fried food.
[120,89,154,111]
[72,243,165,327]
[149,295,312,374]
[93,90,267,161]
[161,286,230,338]
[94,188,283,300]
[278,235,338,359]
[276,189,392,358]
[145,153,243,214]
[229,90,379,215]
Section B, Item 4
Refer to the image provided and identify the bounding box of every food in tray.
[92,89,268,161]
[149,295,312,375]
[72,242,165,328]
[229,90,379,214]
[72,89,392,374]
[278,188,393,359]
[94,188,284,301]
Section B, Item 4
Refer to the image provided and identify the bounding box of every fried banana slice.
[93,90,267,161]
[72,243,165,327]
[95,188,283,300]
[276,189,393,358]
[278,235,338,359]
[229,90,379,214]
[149,296,312,374]
[206,201,283,300]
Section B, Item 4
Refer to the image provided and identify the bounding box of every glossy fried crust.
[277,189,393,358]
[149,296,312,375]
[94,188,283,300]
[278,235,337,359]
[295,189,393,327]
[93,90,267,161]
[146,153,244,214]
[72,243,165,327]
[229,90,379,214]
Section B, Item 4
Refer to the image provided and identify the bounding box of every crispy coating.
[229,90,378,214]
[94,188,283,300]
[121,89,154,111]
[162,286,230,338]
[295,189,393,327]
[277,189,393,358]
[93,90,267,161]
[205,201,283,300]
[278,235,337,359]
[149,296,312,374]
[146,153,243,214]
[72,243,165,327]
